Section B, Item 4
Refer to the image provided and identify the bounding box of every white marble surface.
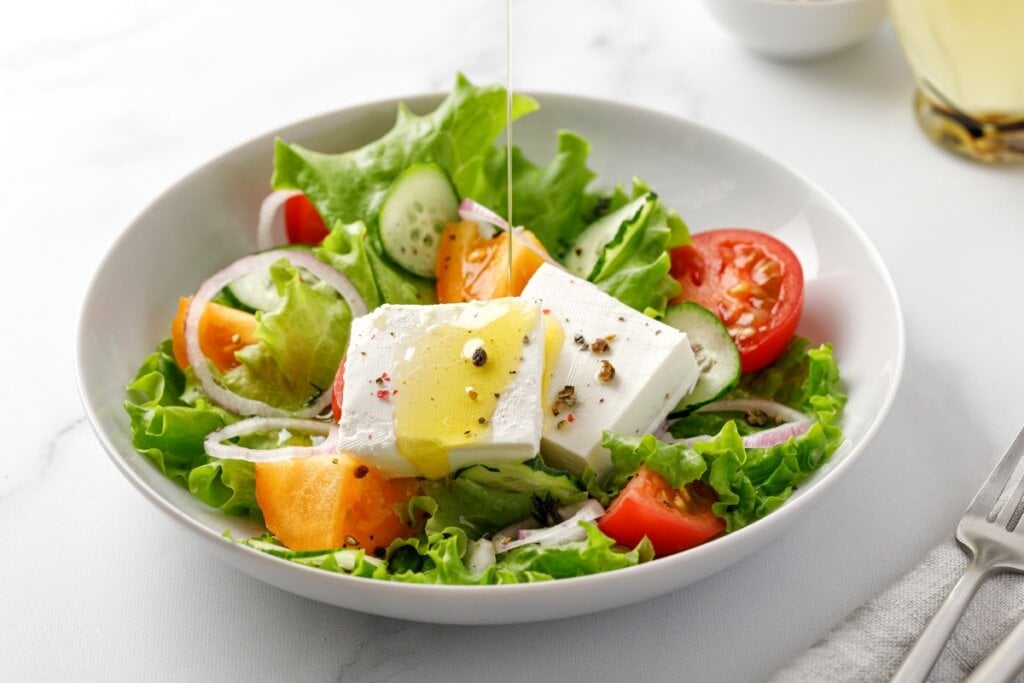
[4,0,1024,680]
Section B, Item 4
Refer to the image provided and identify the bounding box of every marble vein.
[2,415,88,504]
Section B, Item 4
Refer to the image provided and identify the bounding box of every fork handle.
[891,559,991,683]
[965,612,1024,683]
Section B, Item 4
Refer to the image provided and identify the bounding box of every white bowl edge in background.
[703,0,887,60]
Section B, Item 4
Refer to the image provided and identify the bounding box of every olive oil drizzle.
[505,0,514,294]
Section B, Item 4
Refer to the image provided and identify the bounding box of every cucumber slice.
[665,301,741,416]
[378,163,460,278]
[226,271,283,312]
[225,246,314,312]
[563,193,651,280]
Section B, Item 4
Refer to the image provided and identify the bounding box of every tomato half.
[254,454,422,553]
[331,358,346,423]
[597,468,725,556]
[435,220,549,302]
[284,194,330,245]
[670,228,803,374]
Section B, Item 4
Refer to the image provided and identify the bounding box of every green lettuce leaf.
[731,337,845,413]
[237,534,385,576]
[271,522,652,585]
[601,432,706,492]
[572,179,690,317]
[388,529,475,584]
[695,403,842,532]
[272,73,538,232]
[313,220,381,310]
[667,411,762,440]
[222,258,350,412]
[420,458,587,536]
[475,130,598,257]
[124,341,260,518]
[188,459,259,519]
[315,219,436,307]
[495,522,653,580]
[124,341,231,481]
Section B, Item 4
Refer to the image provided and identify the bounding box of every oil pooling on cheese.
[393,300,536,479]
[541,311,564,401]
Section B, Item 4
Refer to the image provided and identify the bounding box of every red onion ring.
[492,517,540,542]
[741,420,813,449]
[667,422,813,450]
[256,190,302,250]
[185,249,368,418]
[664,398,813,449]
[653,420,672,442]
[204,417,336,462]
[496,499,605,553]
[698,398,809,425]
[459,198,508,231]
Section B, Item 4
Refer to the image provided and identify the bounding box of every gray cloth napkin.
[772,540,1024,682]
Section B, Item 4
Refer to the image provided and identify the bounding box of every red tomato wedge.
[670,228,803,374]
[331,358,346,424]
[284,194,330,245]
[598,468,725,556]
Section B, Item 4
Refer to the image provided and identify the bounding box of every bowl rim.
[75,88,906,609]
[721,0,883,7]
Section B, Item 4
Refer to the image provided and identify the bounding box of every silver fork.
[892,426,1024,683]
[966,615,1024,682]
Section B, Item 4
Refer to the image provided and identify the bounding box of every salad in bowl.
[120,75,845,586]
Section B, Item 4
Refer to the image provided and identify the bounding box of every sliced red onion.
[185,249,368,418]
[698,398,809,426]
[493,516,540,542]
[496,499,606,553]
[204,417,336,462]
[653,420,674,443]
[491,499,594,545]
[256,190,302,250]
[464,538,497,575]
[741,420,813,449]
[459,198,509,231]
[556,499,595,518]
[667,398,813,449]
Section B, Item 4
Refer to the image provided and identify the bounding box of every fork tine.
[993,460,1024,530]
[965,424,1024,519]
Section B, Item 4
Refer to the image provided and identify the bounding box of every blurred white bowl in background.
[704,0,886,60]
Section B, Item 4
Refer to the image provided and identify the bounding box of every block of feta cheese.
[520,263,700,478]
[335,298,545,480]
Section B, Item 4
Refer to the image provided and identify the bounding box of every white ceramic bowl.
[704,0,886,60]
[77,92,904,624]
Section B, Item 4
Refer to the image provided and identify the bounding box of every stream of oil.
[505,0,514,294]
